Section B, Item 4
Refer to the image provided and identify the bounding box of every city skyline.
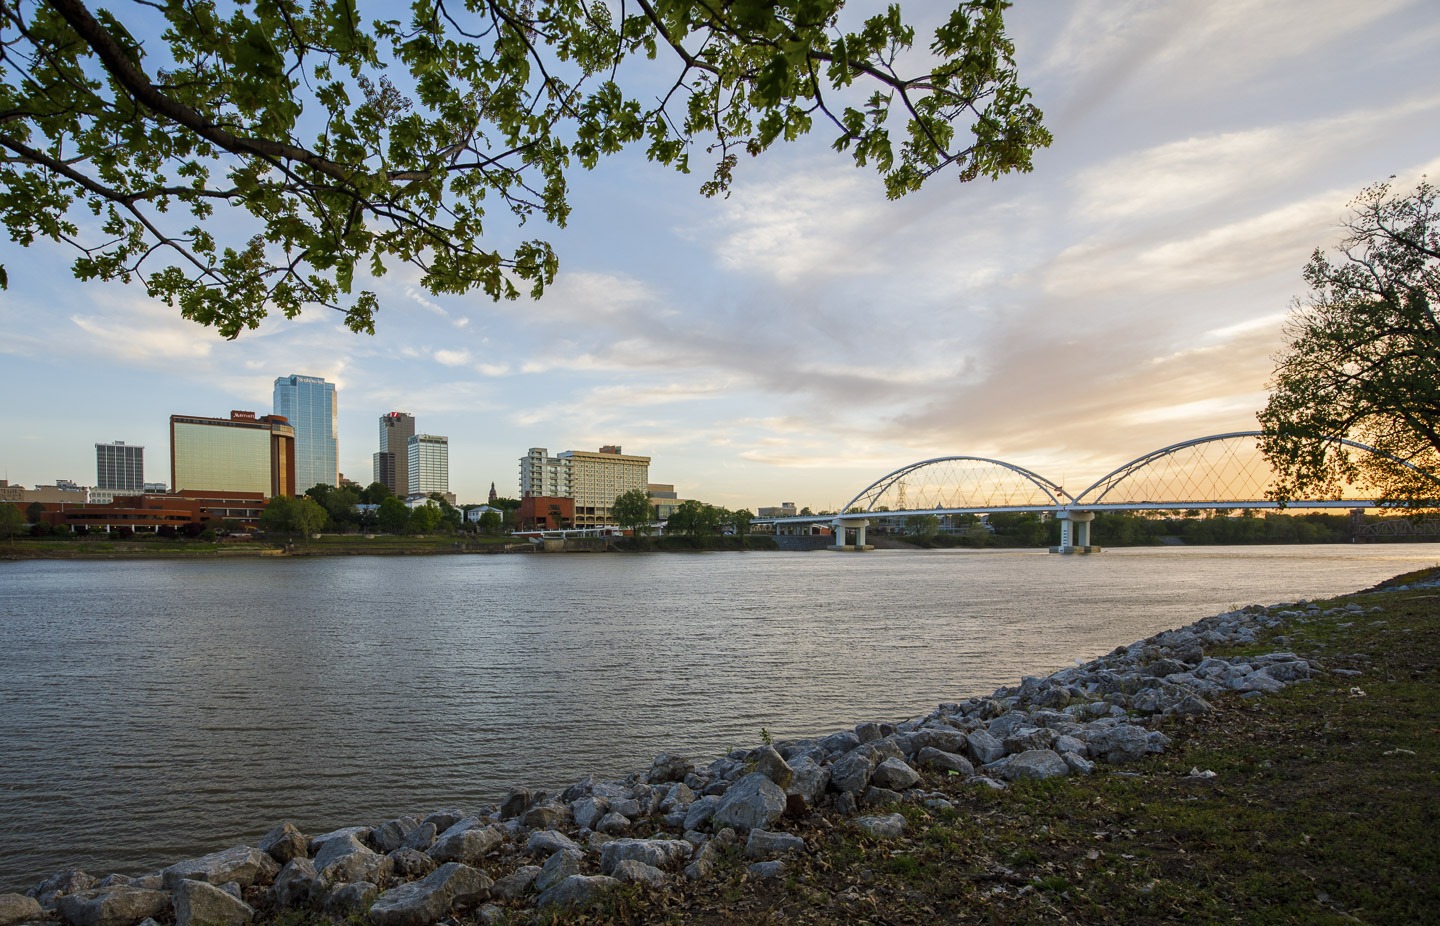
[2,0,1438,511]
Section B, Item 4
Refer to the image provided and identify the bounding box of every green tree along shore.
[1259,178,1440,513]
[3,511,1430,560]
[893,510,1390,549]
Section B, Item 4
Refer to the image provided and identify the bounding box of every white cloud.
[406,287,449,317]
[434,348,471,366]
[704,163,882,282]
[67,301,215,363]
[1122,395,1267,427]
[1046,189,1345,297]
[1073,96,1440,223]
[1037,0,1416,102]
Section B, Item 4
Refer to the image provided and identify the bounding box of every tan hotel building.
[520,445,649,527]
[171,410,297,498]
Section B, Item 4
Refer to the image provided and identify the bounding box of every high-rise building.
[171,410,296,498]
[272,374,338,493]
[518,445,649,527]
[95,441,144,492]
[407,433,449,498]
[564,447,649,526]
[374,412,415,496]
[520,447,571,498]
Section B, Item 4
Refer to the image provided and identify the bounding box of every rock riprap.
[18,586,1409,925]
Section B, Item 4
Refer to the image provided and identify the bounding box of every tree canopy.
[611,487,653,537]
[258,494,328,535]
[0,504,24,538]
[1,0,1048,337]
[1259,178,1440,511]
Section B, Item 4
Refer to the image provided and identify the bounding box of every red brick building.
[12,490,270,533]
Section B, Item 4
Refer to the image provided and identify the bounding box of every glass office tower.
[273,374,338,493]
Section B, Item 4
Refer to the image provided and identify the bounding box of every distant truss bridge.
[754,431,1434,553]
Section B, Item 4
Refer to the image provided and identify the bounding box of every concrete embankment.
[7,571,1437,926]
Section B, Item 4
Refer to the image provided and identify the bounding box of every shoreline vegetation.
[3,512,1437,561]
[4,568,1436,926]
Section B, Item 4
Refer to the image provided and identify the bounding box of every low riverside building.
[8,482,90,505]
[648,483,686,521]
[17,490,270,532]
[518,495,573,530]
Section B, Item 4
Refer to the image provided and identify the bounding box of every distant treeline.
[901,511,1426,548]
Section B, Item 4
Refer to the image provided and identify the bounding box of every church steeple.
[488,481,498,503]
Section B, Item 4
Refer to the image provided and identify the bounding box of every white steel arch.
[1072,430,1435,508]
[841,455,1074,515]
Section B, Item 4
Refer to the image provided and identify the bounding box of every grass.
[0,533,521,559]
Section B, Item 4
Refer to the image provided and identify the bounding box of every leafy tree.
[1259,178,1440,510]
[26,501,44,524]
[0,504,23,539]
[726,507,753,548]
[324,485,362,530]
[489,496,523,530]
[611,488,654,539]
[303,483,336,508]
[0,0,1048,335]
[376,496,409,533]
[986,511,1049,546]
[407,501,443,533]
[303,482,354,530]
[490,496,522,511]
[259,494,327,535]
[360,481,393,505]
[905,513,940,541]
[478,509,503,535]
[429,493,462,531]
[667,499,724,539]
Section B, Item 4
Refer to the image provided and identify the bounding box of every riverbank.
[7,568,1434,925]
[0,534,781,559]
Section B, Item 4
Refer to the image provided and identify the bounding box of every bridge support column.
[832,519,873,552]
[1051,509,1100,554]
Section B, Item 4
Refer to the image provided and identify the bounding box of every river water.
[1,545,1435,891]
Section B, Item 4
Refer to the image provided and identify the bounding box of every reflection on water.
[0,545,1434,890]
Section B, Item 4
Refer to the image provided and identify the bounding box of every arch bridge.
[756,431,1433,553]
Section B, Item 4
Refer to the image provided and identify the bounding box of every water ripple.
[0,545,1431,890]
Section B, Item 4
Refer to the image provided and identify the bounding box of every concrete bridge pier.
[1051,509,1101,554]
[832,518,874,551]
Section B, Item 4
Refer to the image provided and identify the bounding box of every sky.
[3,0,1439,512]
